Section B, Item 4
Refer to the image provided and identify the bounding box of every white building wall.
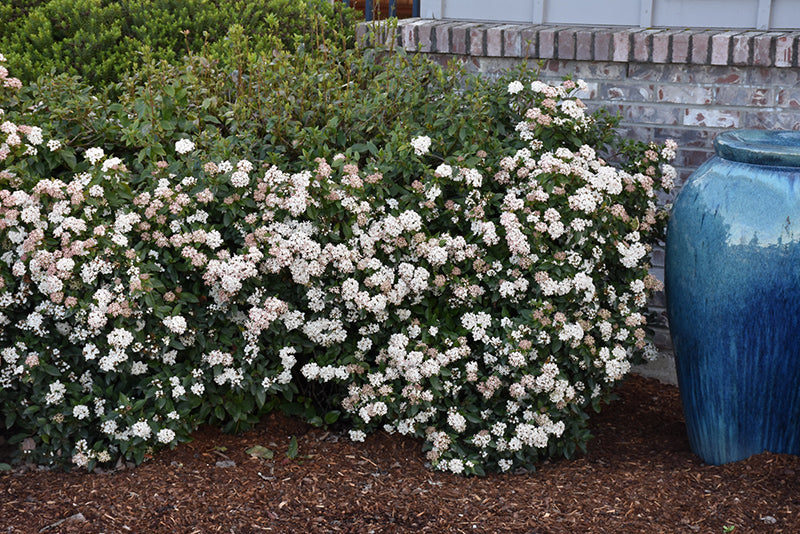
[420,0,799,30]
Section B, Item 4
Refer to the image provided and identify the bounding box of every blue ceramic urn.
[666,129,800,465]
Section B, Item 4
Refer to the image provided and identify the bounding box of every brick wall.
[359,20,800,370]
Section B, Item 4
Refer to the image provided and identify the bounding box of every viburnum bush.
[0,52,677,474]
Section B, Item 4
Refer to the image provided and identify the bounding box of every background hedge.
[0,0,358,87]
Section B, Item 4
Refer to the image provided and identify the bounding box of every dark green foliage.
[0,0,359,87]
[0,0,44,26]
[107,42,542,175]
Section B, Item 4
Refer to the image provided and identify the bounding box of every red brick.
[652,32,670,64]
[715,86,770,107]
[630,105,683,125]
[690,32,710,64]
[777,87,800,109]
[593,31,612,62]
[753,33,777,66]
[557,28,576,60]
[710,32,735,65]
[612,31,631,62]
[633,30,663,63]
[435,23,451,53]
[714,72,742,84]
[417,22,437,53]
[486,26,504,57]
[633,31,649,62]
[751,87,770,106]
[576,30,592,61]
[657,85,713,105]
[451,24,470,55]
[402,21,419,51]
[520,28,539,58]
[604,83,653,102]
[683,108,740,128]
[743,110,800,130]
[539,28,557,58]
[469,26,486,56]
[671,32,691,63]
[731,32,755,65]
[775,34,794,67]
[503,26,528,57]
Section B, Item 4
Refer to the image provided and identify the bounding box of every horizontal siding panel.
[544,0,641,27]
[653,0,761,29]
[771,0,800,30]
[441,0,535,23]
[427,0,798,29]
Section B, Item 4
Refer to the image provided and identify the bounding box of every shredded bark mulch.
[1,374,798,533]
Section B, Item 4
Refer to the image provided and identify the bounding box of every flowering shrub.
[0,53,676,474]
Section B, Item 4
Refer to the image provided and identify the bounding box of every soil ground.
[1,374,799,533]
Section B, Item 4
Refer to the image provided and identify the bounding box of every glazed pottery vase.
[666,129,800,465]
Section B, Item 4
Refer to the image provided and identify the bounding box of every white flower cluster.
[175,138,195,155]
[85,147,105,165]
[410,135,431,156]
[163,315,187,335]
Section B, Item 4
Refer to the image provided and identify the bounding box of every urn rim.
[714,129,800,168]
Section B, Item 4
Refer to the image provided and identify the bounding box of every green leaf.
[61,149,77,169]
[324,410,340,425]
[465,412,481,424]
[8,432,28,445]
[245,445,274,459]
[254,388,266,409]
[429,375,441,391]
[308,416,323,427]
[287,436,299,459]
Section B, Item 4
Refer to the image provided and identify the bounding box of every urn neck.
[714,130,800,168]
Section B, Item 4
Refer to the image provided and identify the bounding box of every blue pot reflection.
[666,130,800,465]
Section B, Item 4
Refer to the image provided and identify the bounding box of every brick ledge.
[358,19,800,68]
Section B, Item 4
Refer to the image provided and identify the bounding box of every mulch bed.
[1,374,799,533]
